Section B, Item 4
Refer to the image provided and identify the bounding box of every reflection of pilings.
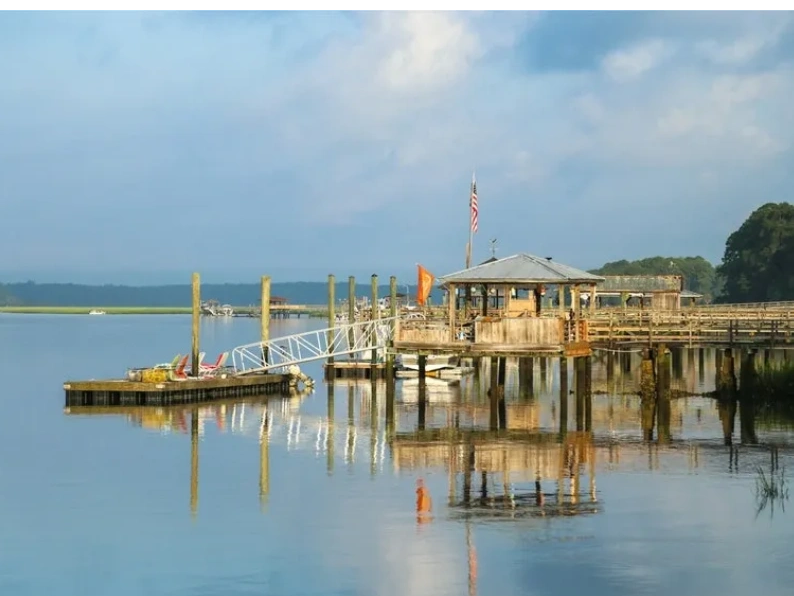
[259,409,270,509]
[497,357,507,430]
[346,385,356,467]
[656,348,671,444]
[489,358,499,430]
[327,383,335,475]
[518,357,534,398]
[559,357,568,438]
[640,349,656,441]
[574,357,588,431]
[539,357,548,393]
[385,376,395,434]
[716,348,737,446]
[739,350,758,445]
[671,347,683,380]
[698,348,705,385]
[190,411,199,518]
[370,380,378,477]
[606,352,614,387]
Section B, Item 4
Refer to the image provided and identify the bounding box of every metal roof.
[439,253,605,285]
[680,289,703,298]
[597,275,682,293]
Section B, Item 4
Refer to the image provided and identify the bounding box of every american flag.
[470,175,478,233]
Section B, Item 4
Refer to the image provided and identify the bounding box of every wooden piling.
[191,273,201,377]
[328,274,336,366]
[559,357,568,437]
[348,276,356,350]
[656,346,671,443]
[388,276,397,377]
[371,274,378,367]
[260,275,271,364]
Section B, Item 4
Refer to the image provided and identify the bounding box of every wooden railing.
[588,310,794,347]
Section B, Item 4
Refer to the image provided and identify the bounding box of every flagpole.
[466,172,474,269]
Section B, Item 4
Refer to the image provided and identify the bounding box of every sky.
[1,11,793,284]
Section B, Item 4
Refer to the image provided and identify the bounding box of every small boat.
[397,353,459,373]
[88,309,106,315]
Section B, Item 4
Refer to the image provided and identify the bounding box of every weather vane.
[490,238,497,258]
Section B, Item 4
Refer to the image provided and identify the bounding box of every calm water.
[1,314,793,596]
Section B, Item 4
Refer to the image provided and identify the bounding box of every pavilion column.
[572,285,580,317]
[559,284,566,314]
[589,283,597,315]
[448,283,457,342]
[482,284,488,316]
[504,284,512,316]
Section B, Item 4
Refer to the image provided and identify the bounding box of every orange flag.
[417,264,435,306]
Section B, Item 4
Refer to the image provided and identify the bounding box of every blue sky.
[1,11,792,284]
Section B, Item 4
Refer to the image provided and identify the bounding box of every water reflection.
[64,349,794,520]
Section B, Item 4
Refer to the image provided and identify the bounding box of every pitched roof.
[439,253,605,285]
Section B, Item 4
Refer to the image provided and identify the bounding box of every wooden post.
[328,274,336,366]
[347,276,356,354]
[558,284,566,314]
[370,274,378,367]
[559,357,568,437]
[191,273,201,377]
[418,354,427,430]
[589,284,597,315]
[448,283,457,342]
[260,275,271,365]
[387,276,397,378]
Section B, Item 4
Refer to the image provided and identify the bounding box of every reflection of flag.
[417,264,435,306]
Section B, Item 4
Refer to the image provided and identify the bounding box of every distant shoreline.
[0,306,192,315]
[0,306,329,317]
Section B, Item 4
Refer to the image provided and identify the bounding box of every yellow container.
[141,368,170,383]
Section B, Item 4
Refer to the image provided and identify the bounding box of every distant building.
[593,275,703,310]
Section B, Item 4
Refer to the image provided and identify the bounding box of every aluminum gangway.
[231,315,401,375]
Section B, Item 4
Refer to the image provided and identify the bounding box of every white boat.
[397,353,459,373]
[88,309,106,315]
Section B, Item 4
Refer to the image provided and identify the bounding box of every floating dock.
[323,362,388,381]
[64,373,293,408]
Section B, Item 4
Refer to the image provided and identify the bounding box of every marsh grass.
[755,465,789,518]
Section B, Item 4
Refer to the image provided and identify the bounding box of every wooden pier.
[64,272,313,410]
[64,373,292,408]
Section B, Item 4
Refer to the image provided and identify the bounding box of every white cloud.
[1,11,794,273]
[601,39,674,82]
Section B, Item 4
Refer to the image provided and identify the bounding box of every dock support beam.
[371,275,378,367]
[260,275,271,365]
[559,357,568,437]
[191,273,201,377]
[328,274,336,367]
[348,276,356,351]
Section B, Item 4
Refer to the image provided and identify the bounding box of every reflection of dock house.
[591,275,703,310]
[394,253,605,357]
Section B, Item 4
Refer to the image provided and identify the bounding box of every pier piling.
[191,273,201,377]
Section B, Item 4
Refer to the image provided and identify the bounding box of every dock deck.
[64,373,292,407]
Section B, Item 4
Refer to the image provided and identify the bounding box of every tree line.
[2,202,792,306]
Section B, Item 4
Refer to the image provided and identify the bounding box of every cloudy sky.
[1,11,792,283]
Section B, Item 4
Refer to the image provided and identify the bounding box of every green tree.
[591,256,718,300]
[717,202,794,303]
